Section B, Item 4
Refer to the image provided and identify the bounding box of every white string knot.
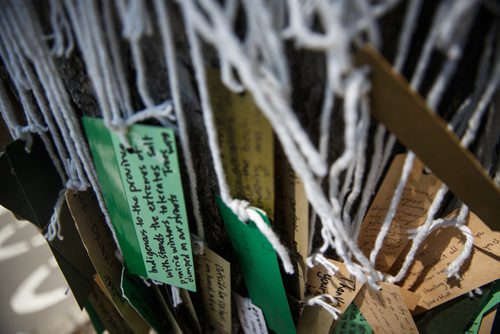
[44,186,67,241]
[229,199,250,222]
[229,199,295,275]
[306,253,339,276]
[306,294,342,320]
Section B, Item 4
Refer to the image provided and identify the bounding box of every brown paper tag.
[275,144,309,300]
[358,154,441,272]
[65,190,150,333]
[354,282,418,334]
[394,212,500,310]
[399,288,420,312]
[195,248,232,334]
[208,68,275,216]
[355,46,500,232]
[478,308,497,334]
[299,260,364,333]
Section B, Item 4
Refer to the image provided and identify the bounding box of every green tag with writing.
[217,198,295,334]
[333,303,372,334]
[82,117,195,291]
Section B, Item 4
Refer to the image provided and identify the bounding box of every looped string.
[306,253,339,276]
[105,101,175,146]
[44,186,68,241]
[230,199,295,275]
[306,294,342,320]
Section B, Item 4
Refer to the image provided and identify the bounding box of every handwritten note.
[394,212,500,310]
[354,282,418,334]
[234,293,269,334]
[299,260,364,333]
[195,248,231,334]
[358,154,441,271]
[208,68,275,216]
[275,145,309,300]
[333,304,372,334]
[306,260,363,314]
[83,117,195,291]
[217,198,295,334]
[66,190,150,333]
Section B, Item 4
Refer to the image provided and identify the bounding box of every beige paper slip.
[393,212,500,310]
[298,260,364,333]
[354,282,418,334]
[66,190,150,334]
[208,68,275,217]
[358,154,441,272]
[195,248,232,334]
[275,144,309,300]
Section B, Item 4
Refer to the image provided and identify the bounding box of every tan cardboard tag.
[298,260,364,333]
[195,248,232,334]
[66,190,150,333]
[355,46,500,231]
[393,212,500,310]
[358,154,441,272]
[275,144,309,300]
[354,282,418,334]
[208,68,275,216]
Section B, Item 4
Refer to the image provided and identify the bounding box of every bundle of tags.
[1,51,499,334]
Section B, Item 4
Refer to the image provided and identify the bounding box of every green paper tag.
[217,198,295,334]
[333,304,373,334]
[85,301,105,334]
[466,280,500,334]
[82,117,195,291]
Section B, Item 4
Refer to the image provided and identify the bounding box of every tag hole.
[423,167,432,175]
[127,147,134,154]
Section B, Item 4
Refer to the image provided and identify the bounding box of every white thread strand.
[370,153,415,266]
[153,0,205,240]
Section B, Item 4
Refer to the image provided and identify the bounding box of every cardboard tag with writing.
[354,282,418,334]
[394,212,500,311]
[299,260,364,333]
[195,248,231,334]
[217,198,295,334]
[66,190,150,333]
[83,117,195,291]
[275,144,309,301]
[355,46,500,232]
[234,293,269,334]
[208,68,275,217]
[358,154,441,272]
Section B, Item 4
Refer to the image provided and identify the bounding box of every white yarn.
[115,0,155,108]
[342,93,370,226]
[370,153,415,266]
[44,187,67,241]
[306,253,339,276]
[48,0,74,57]
[171,286,182,308]
[153,0,205,241]
[393,0,422,72]
[306,294,342,320]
